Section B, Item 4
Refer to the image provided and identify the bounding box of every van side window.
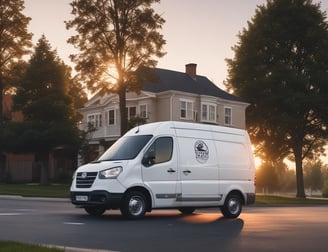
[142,137,173,167]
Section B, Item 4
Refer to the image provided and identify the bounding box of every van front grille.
[76,172,98,188]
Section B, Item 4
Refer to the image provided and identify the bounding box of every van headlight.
[99,167,122,179]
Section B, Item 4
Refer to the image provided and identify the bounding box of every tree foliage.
[303,160,324,194]
[0,0,32,163]
[4,35,83,185]
[65,0,166,134]
[225,0,328,198]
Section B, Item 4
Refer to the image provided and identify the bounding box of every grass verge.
[0,183,70,198]
[0,241,63,252]
[255,194,328,205]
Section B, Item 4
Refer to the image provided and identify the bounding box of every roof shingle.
[142,68,245,102]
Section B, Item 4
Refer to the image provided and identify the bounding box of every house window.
[126,106,137,120]
[108,109,116,125]
[139,104,148,118]
[224,107,232,125]
[87,113,102,128]
[180,99,194,120]
[201,103,216,122]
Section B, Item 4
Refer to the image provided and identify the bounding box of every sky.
[22,0,328,165]
[22,0,328,90]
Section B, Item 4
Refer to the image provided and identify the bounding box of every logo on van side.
[194,140,209,163]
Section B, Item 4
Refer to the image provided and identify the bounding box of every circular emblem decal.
[194,140,209,163]
[81,172,88,179]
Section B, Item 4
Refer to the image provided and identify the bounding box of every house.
[78,63,249,160]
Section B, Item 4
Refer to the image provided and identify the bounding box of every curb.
[44,244,117,252]
[0,195,69,202]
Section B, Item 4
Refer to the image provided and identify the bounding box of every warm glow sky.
[23,0,328,90]
[23,0,328,165]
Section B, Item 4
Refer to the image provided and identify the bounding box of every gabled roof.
[142,68,245,103]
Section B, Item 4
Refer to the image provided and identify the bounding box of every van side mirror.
[142,151,155,167]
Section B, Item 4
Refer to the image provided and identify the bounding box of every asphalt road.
[0,196,328,252]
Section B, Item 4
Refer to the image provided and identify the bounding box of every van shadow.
[76,209,244,232]
[72,211,245,251]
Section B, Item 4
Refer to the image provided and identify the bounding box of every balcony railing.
[78,123,121,139]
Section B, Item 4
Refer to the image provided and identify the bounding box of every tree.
[66,70,88,122]
[256,162,279,194]
[304,160,324,195]
[7,35,82,185]
[0,0,32,165]
[225,0,328,198]
[65,0,166,135]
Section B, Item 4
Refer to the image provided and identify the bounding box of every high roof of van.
[126,121,247,138]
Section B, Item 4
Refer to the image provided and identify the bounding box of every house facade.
[79,64,249,161]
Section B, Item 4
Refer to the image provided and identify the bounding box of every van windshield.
[98,135,153,161]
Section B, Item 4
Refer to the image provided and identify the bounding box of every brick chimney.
[185,63,197,79]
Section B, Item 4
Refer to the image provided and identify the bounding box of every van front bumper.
[70,190,123,209]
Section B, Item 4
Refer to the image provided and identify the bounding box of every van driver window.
[143,137,173,166]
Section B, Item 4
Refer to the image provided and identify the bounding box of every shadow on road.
[62,210,246,252]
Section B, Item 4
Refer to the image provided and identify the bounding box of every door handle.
[183,170,191,175]
[167,168,176,173]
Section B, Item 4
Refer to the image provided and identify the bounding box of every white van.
[70,121,256,219]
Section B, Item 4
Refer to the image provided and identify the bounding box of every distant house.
[78,63,249,160]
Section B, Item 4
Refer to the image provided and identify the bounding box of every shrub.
[322,181,328,198]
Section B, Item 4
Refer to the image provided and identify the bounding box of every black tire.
[84,206,106,216]
[178,207,196,215]
[120,191,147,220]
[221,193,243,218]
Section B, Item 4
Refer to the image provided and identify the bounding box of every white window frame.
[180,99,194,120]
[201,102,216,123]
[87,113,102,128]
[139,104,148,118]
[107,108,116,125]
[224,107,232,126]
[126,106,137,120]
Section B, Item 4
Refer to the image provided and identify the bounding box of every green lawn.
[0,241,63,252]
[0,183,70,198]
[255,194,328,205]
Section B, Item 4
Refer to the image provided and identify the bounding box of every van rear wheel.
[84,206,106,216]
[120,191,147,220]
[221,193,242,218]
[178,207,196,215]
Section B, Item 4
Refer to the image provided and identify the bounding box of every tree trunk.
[293,143,306,198]
[36,151,50,186]
[0,77,3,128]
[0,78,3,158]
[118,86,127,136]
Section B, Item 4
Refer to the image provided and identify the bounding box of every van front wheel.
[120,191,147,220]
[221,194,242,218]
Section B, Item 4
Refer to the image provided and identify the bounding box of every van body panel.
[70,121,256,218]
